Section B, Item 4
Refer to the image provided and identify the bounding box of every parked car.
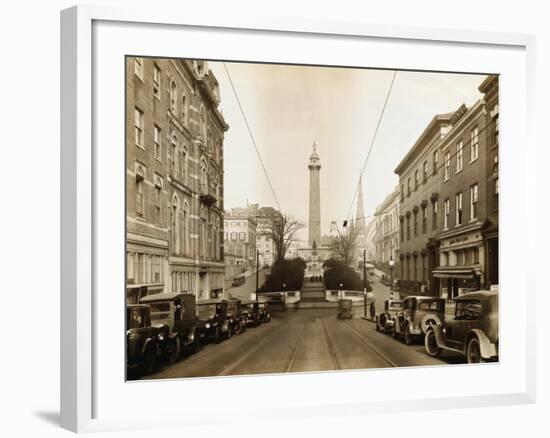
[232,274,246,287]
[126,304,165,376]
[258,301,271,323]
[226,298,244,336]
[240,300,261,327]
[196,298,230,343]
[424,289,498,363]
[375,299,404,332]
[140,292,201,363]
[391,296,445,345]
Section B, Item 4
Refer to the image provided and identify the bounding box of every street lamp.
[389,256,395,293]
[339,282,344,300]
[282,283,287,308]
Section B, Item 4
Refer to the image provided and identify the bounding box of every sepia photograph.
[125,57,499,380]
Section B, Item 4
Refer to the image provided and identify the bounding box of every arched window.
[200,158,208,192]
[215,218,220,260]
[199,206,207,258]
[209,214,215,259]
[170,81,177,113]
[183,201,190,255]
[135,165,145,217]
[181,94,187,123]
[181,145,188,183]
[170,134,178,176]
[200,107,207,141]
[171,195,180,254]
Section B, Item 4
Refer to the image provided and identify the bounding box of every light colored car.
[424,289,498,363]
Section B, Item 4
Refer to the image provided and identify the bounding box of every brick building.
[395,75,499,298]
[126,57,228,303]
[223,213,258,273]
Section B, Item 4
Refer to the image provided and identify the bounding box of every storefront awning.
[432,268,476,279]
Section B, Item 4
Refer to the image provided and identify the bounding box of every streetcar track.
[320,318,342,370]
[285,320,308,372]
[217,321,290,376]
[341,321,398,367]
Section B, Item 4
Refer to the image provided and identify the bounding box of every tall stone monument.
[308,142,321,248]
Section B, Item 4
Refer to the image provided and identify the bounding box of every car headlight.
[157,334,164,341]
[213,322,218,327]
[205,323,211,329]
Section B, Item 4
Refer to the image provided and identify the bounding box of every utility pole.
[363,249,367,318]
[255,249,259,302]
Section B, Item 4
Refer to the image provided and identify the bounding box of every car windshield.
[148,302,171,324]
[388,302,404,311]
[418,300,443,311]
[127,308,148,329]
[455,300,482,320]
[197,304,216,320]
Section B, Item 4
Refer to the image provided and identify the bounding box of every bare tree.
[329,222,358,267]
[262,214,304,263]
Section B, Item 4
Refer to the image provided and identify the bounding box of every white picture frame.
[61,5,536,433]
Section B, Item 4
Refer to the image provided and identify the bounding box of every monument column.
[308,142,321,247]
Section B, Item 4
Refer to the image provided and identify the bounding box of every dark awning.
[432,268,476,279]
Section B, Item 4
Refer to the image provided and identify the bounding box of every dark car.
[258,301,271,323]
[392,296,445,345]
[337,299,353,319]
[375,299,404,333]
[231,274,246,287]
[196,298,229,343]
[226,298,244,336]
[140,292,201,363]
[425,289,498,363]
[126,304,165,376]
[240,300,261,327]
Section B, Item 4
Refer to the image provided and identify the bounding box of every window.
[181,94,187,123]
[406,216,410,240]
[455,192,463,226]
[443,199,450,230]
[231,232,237,241]
[407,178,411,197]
[494,177,499,210]
[423,161,428,183]
[134,108,144,147]
[413,211,418,236]
[470,184,479,221]
[181,147,188,183]
[456,141,463,172]
[170,81,177,113]
[444,152,450,181]
[134,57,143,79]
[433,149,439,175]
[470,126,479,161]
[154,180,162,225]
[414,170,419,190]
[432,200,438,230]
[135,168,145,217]
[153,125,161,160]
[400,185,404,201]
[239,232,246,241]
[153,64,161,99]
[422,206,427,233]
[400,220,404,242]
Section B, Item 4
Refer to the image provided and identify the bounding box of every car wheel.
[143,345,156,375]
[192,332,201,353]
[404,324,413,345]
[424,329,442,357]
[466,337,484,364]
[168,336,181,363]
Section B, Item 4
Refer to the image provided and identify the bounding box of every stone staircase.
[300,281,326,303]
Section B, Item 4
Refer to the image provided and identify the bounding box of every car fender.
[431,325,450,349]
[141,337,156,355]
[469,329,498,359]
[421,314,442,334]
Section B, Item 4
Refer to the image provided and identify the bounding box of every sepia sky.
[209,61,486,243]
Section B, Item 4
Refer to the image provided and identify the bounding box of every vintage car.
[375,299,404,332]
[231,274,246,287]
[225,298,244,335]
[240,300,261,327]
[424,289,498,363]
[337,299,353,319]
[196,298,230,343]
[391,296,445,345]
[140,292,200,363]
[126,304,165,376]
[258,301,271,323]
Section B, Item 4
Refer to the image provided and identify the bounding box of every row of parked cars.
[374,289,499,364]
[126,293,271,377]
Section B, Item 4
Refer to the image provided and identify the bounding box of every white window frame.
[456,141,463,172]
[134,57,143,79]
[134,107,144,148]
[470,126,479,162]
[455,192,463,226]
[470,183,479,221]
[444,152,450,181]
[443,199,450,230]
[153,63,161,100]
[153,125,161,160]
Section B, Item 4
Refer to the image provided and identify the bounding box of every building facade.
[224,213,258,272]
[394,75,499,298]
[126,57,228,303]
[373,186,400,266]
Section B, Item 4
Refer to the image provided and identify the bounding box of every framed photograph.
[61,5,536,433]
